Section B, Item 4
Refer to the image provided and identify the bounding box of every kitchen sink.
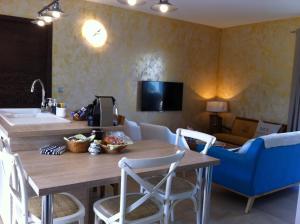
[0,108,70,126]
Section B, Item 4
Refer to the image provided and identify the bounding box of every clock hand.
[93,28,102,37]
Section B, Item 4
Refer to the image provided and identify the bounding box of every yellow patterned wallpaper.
[218,18,300,124]
[0,0,220,130]
[1,0,298,128]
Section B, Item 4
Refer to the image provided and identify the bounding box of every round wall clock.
[82,20,108,48]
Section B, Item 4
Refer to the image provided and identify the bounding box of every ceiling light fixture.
[117,0,146,7]
[32,0,64,26]
[151,0,177,13]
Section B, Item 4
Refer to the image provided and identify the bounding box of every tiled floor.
[1,179,298,224]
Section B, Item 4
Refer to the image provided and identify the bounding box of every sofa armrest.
[208,147,257,177]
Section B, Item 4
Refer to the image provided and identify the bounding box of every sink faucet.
[30,79,47,112]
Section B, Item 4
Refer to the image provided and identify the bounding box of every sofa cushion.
[254,121,282,137]
[231,118,258,138]
[214,133,249,146]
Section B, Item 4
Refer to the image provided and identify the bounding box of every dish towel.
[40,145,66,155]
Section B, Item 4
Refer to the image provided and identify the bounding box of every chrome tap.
[30,79,47,112]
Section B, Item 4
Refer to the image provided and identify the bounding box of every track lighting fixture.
[32,0,64,27]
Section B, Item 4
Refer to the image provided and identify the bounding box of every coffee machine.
[88,96,118,127]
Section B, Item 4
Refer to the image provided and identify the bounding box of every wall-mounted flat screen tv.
[141,81,183,111]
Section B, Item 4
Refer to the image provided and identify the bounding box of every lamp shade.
[206,101,228,113]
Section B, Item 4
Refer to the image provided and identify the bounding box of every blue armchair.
[205,135,300,213]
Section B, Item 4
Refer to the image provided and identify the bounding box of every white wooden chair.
[0,138,85,224]
[144,129,216,223]
[93,150,185,224]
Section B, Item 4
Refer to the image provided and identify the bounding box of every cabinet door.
[0,15,52,108]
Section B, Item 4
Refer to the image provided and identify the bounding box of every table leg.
[42,194,53,224]
[196,166,213,224]
[201,166,213,224]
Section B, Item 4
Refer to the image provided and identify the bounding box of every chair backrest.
[109,150,185,223]
[0,138,28,224]
[175,129,216,154]
[140,123,173,143]
[124,119,142,142]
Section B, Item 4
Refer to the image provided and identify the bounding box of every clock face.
[82,20,108,48]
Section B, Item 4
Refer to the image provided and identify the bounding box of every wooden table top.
[18,140,220,196]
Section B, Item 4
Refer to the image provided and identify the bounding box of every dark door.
[0,15,52,108]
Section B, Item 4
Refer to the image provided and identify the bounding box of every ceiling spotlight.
[40,15,53,23]
[37,20,46,27]
[151,0,177,13]
[47,0,64,18]
[32,19,46,27]
[117,0,146,7]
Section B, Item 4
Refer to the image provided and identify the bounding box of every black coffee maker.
[87,96,118,127]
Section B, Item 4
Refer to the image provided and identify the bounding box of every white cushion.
[260,132,300,149]
[254,121,282,137]
[124,120,142,142]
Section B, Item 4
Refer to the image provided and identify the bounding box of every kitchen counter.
[0,116,122,138]
[0,116,123,152]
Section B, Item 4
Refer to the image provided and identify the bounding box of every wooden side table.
[209,114,222,134]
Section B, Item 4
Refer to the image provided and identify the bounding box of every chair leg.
[245,197,255,214]
[111,183,119,196]
[170,205,175,222]
[164,201,171,224]
[78,217,84,224]
[94,215,99,224]
[99,186,106,198]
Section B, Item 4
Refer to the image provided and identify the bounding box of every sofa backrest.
[252,132,300,195]
[231,117,258,138]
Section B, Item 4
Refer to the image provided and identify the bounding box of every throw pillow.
[254,121,282,137]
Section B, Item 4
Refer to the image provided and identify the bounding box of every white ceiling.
[87,0,300,28]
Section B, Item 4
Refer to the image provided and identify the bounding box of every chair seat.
[94,193,161,221]
[147,176,195,195]
[29,193,79,219]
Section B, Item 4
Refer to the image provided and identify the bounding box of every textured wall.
[218,18,300,124]
[0,0,220,130]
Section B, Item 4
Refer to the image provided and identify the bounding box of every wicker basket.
[66,140,90,153]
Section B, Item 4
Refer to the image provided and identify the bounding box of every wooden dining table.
[18,140,219,224]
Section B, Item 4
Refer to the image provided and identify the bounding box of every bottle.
[51,99,57,114]
[113,102,119,126]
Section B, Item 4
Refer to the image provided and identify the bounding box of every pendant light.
[117,0,146,7]
[151,0,177,13]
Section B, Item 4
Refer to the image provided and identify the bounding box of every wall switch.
[57,86,64,93]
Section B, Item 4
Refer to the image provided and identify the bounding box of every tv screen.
[141,81,183,111]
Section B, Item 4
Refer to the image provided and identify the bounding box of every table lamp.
[206,100,228,133]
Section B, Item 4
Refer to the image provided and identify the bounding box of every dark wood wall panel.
[0,15,52,108]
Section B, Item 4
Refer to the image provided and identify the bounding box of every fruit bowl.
[98,135,133,154]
